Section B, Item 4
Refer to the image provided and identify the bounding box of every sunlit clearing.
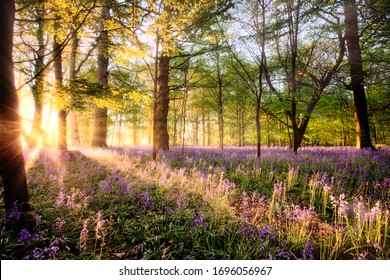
[19,90,59,148]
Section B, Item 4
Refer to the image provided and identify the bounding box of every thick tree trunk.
[58,110,67,150]
[289,95,319,152]
[0,0,29,211]
[354,111,360,148]
[92,5,109,147]
[155,54,170,151]
[92,107,108,147]
[343,0,375,149]
[53,34,67,150]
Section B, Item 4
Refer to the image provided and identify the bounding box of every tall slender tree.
[29,0,46,148]
[0,0,29,212]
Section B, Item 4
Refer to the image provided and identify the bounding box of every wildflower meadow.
[1,146,389,260]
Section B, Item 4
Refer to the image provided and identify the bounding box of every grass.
[1,146,389,260]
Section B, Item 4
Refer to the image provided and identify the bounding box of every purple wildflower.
[79,220,89,250]
[24,248,44,260]
[139,190,155,210]
[330,193,349,219]
[166,206,174,215]
[95,210,107,241]
[18,229,32,244]
[191,211,208,232]
[4,202,23,223]
[18,229,46,245]
[302,241,314,260]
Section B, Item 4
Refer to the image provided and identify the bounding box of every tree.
[247,0,346,152]
[145,0,233,157]
[227,0,273,157]
[0,0,29,212]
[91,3,110,147]
[209,39,228,150]
[27,0,46,148]
[53,21,67,150]
[343,0,375,149]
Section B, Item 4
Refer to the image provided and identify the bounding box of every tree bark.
[155,54,170,151]
[0,0,29,211]
[91,5,109,147]
[53,34,67,150]
[343,0,375,149]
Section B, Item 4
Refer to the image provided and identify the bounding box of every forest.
[0,0,389,260]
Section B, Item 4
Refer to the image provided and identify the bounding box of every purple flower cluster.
[23,237,63,260]
[4,202,24,224]
[330,193,349,219]
[18,229,47,245]
[284,204,317,223]
[79,220,89,250]
[237,223,275,243]
[301,240,315,260]
[95,210,108,242]
[191,211,208,232]
[139,190,156,210]
[130,243,144,259]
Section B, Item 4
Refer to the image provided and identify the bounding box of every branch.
[16,0,98,91]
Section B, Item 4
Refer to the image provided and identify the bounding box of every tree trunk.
[0,0,29,211]
[91,5,109,147]
[155,54,170,151]
[236,102,241,147]
[53,34,67,150]
[207,114,211,146]
[202,90,206,146]
[354,111,360,148]
[343,0,375,149]
[92,107,108,147]
[255,98,261,158]
[289,100,318,152]
[30,1,45,148]
[194,113,199,146]
[69,33,80,147]
[218,107,224,150]
[217,66,224,150]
